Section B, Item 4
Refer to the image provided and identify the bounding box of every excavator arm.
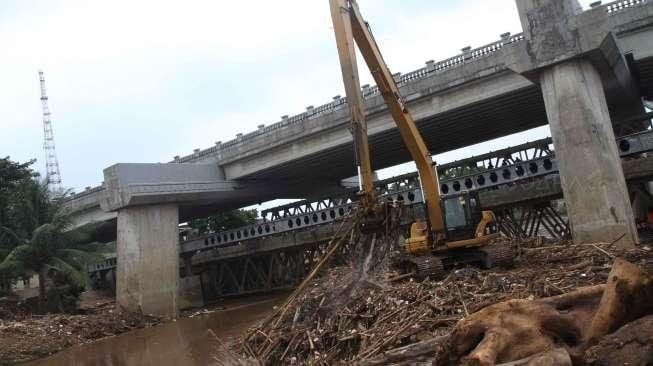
[329,0,445,241]
[329,0,376,206]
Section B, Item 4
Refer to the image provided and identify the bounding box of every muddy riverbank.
[0,292,285,365]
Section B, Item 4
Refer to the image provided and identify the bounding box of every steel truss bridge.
[90,118,653,301]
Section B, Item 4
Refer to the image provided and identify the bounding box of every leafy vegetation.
[188,208,259,234]
[0,157,105,311]
[439,163,486,180]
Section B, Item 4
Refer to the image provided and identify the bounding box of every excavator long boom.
[329,0,445,239]
[329,0,375,204]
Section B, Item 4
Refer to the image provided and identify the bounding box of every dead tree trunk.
[583,258,653,347]
[435,259,653,366]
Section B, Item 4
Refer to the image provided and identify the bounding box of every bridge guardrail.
[602,0,649,14]
[172,31,527,164]
[70,1,651,202]
[171,0,651,164]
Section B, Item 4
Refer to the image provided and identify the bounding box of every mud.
[0,292,285,365]
[0,292,160,364]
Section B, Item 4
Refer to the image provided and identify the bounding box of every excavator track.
[391,242,516,280]
[392,254,446,279]
[479,242,516,269]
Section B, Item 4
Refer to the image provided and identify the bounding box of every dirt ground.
[0,291,161,364]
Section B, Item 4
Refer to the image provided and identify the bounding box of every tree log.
[436,299,585,366]
[539,285,604,309]
[435,259,653,365]
[358,336,444,366]
[496,348,572,366]
[583,258,653,347]
[584,314,653,365]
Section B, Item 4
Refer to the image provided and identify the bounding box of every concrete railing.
[165,2,649,165]
[595,0,649,13]
[173,32,527,164]
[172,0,648,164]
[65,185,104,203]
[68,1,649,200]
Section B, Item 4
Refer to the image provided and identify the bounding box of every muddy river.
[28,296,285,366]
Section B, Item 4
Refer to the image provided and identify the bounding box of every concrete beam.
[101,163,233,211]
[100,162,345,213]
[515,0,584,67]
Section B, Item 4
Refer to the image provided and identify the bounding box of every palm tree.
[0,181,105,310]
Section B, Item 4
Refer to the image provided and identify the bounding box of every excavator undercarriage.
[394,192,515,278]
[392,242,516,279]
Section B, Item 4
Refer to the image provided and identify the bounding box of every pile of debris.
[0,293,161,363]
[239,236,653,365]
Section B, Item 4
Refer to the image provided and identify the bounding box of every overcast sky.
[1,0,596,198]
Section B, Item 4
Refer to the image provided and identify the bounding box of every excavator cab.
[442,192,483,242]
[399,193,508,278]
[403,191,498,255]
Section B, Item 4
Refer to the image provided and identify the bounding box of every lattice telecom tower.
[38,70,63,193]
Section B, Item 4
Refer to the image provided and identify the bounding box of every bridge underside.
[242,84,547,183]
[241,55,653,184]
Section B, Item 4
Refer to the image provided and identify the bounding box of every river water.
[28,296,285,366]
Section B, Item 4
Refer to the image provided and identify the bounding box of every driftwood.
[435,299,589,365]
[496,348,572,366]
[435,258,653,366]
[584,314,653,365]
[583,258,653,347]
[358,336,445,365]
[237,236,653,364]
[241,213,359,360]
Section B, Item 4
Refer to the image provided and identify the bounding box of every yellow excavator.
[329,0,514,277]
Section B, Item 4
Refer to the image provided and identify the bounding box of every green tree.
[0,158,40,250]
[189,208,259,234]
[0,157,43,290]
[0,157,105,310]
[439,163,485,180]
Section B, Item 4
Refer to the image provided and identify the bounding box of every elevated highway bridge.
[65,0,653,231]
[64,0,653,316]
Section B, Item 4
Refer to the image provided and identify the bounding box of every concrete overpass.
[63,0,653,317]
[66,0,653,228]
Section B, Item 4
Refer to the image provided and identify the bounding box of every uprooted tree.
[435,258,653,365]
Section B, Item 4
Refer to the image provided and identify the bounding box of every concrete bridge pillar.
[514,0,641,247]
[540,59,638,247]
[116,204,179,318]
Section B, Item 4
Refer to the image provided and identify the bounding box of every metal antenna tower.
[38,70,63,193]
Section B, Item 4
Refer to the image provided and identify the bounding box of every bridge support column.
[540,59,638,247]
[116,204,179,318]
